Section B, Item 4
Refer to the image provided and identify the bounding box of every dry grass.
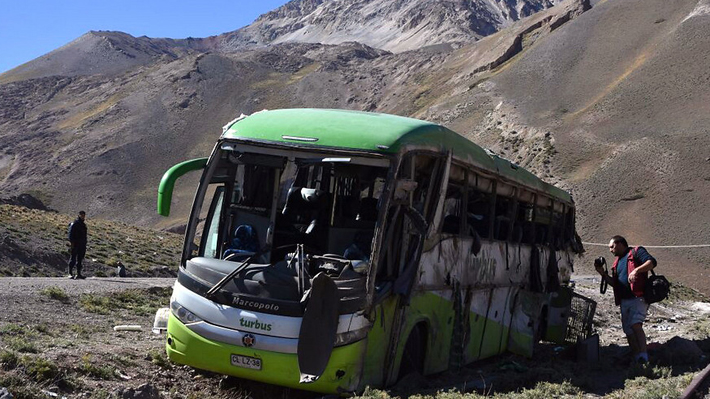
[79,287,171,316]
[0,204,182,277]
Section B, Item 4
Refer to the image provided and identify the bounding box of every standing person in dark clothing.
[595,235,657,364]
[68,211,88,279]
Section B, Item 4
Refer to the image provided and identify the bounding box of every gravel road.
[0,277,176,297]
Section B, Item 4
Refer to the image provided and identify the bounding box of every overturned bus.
[156,108,585,394]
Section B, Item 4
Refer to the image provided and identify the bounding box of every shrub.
[40,286,70,302]
[80,288,171,316]
[0,349,18,370]
[21,356,60,382]
[80,354,116,380]
[147,348,171,369]
[79,294,112,315]
[6,337,38,353]
[0,323,26,336]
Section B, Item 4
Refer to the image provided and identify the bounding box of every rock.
[0,193,52,211]
[691,302,710,315]
[230,0,563,53]
[655,336,704,365]
[115,383,161,399]
[0,387,14,399]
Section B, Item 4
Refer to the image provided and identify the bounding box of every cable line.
[582,242,710,249]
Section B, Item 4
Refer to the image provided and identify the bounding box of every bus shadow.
[387,339,710,398]
[197,338,710,398]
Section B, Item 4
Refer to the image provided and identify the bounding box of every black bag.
[644,270,670,304]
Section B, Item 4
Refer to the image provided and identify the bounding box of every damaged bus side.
[157,109,584,394]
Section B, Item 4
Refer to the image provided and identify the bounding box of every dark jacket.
[69,218,87,247]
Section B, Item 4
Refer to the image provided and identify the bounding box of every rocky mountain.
[221,0,563,52]
[1,0,709,292]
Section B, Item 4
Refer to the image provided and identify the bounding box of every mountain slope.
[222,0,563,52]
[0,31,212,84]
[428,0,710,289]
[1,0,710,292]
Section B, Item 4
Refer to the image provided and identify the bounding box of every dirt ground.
[0,276,709,399]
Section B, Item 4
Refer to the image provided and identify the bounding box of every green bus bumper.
[166,314,366,394]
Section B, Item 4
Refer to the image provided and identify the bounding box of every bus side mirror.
[157,158,208,216]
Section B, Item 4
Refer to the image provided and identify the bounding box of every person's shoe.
[68,275,75,279]
[75,274,86,280]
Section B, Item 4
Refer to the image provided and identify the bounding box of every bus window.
[466,172,493,239]
[441,164,465,235]
[442,183,463,235]
[379,153,442,282]
[516,202,535,244]
[190,184,225,259]
[535,206,552,245]
[551,210,565,248]
[494,196,515,241]
[233,164,277,214]
[466,189,491,239]
[410,154,440,219]
[202,188,225,258]
[332,167,386,228]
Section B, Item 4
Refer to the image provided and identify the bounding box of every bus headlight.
[170,298,203,325]
[334,327,369,347]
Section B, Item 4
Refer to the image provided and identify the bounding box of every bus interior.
[180,146,390,317]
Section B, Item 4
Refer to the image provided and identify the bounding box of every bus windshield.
[182,143,389,310]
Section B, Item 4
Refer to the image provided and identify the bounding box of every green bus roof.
[223,109,571,203]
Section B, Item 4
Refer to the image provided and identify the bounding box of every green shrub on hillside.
[40,286,69,302]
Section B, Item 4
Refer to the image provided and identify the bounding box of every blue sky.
[0,0,291,74]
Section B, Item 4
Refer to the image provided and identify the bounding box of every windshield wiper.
[205,252,264,298]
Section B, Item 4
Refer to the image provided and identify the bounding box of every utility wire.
[582,242,710,249]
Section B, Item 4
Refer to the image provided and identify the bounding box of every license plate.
[231,354,262,370]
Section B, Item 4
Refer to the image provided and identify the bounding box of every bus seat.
[344,231,373,261]
[223,224,260,260]
[282,186,305,217]
[282,187,328,235]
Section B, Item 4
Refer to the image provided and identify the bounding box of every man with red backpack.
[594,235,657,364]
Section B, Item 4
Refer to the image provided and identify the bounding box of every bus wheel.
[398,324,425,380]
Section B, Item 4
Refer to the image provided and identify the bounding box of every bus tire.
[398,324,425,380]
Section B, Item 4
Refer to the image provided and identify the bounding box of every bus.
[156,108,585,395]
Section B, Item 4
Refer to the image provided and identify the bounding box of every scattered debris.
[117,369,132,380]
[0,387,13,399]
[152,308,170,334]
[114,325,142,332]
[41,390,67,399]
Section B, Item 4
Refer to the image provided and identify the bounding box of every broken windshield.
[186,145,389,268]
